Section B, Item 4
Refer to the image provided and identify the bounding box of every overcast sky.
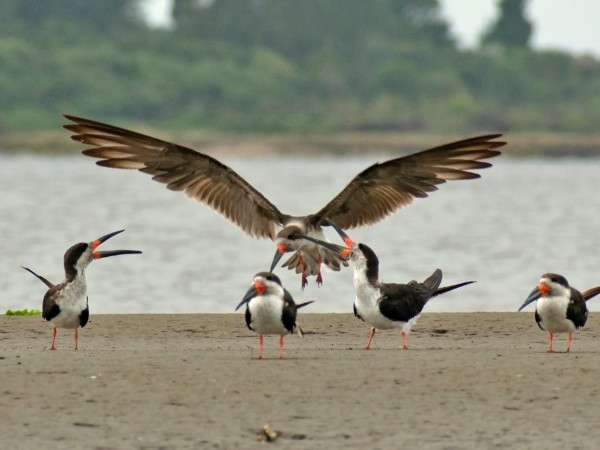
[142,0,600,58]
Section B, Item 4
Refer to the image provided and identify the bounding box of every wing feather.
[316,134,504,229]
[65,115,285,240]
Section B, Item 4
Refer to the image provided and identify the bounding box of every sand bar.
[2,312,600,449]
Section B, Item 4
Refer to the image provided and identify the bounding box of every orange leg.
[299,256,308,290]
[74,329,79,351]
[316,255,323,286]
[278,335,285,359]
[364,327,376,350]
[401,331,408,351]
[566,333,574,353]
[258,335,264,360]
[547,332,554,353]
[50,327,57,351]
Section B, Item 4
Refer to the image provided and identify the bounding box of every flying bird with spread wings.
[64,115,504,288]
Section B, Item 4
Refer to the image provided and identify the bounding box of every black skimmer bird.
[21,230,142,350]
[64,115,504,288]
[235,271,313,359]
[300,220,474,350]
[518,273,600,353]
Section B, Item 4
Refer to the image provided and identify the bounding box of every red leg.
[258,335,264,360]
[547,332,554,353]
[278,335,284,359]
[50,327,57,351]
[316,255,323,286]
[364,327,375,350]
[567,333,574,353]
[401,331,408,351]
[74,329,79,351]
[299,256,307,290]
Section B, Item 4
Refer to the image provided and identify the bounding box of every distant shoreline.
[4,129,600,157]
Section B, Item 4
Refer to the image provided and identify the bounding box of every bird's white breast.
[536,294,575,333]
[248,295,289,335]
[51,278,88,329]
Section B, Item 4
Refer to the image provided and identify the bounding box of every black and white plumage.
[22,229,142,350]
[518,273,600,353]
[64,115,504,288]
[235,272,313,359]
[300,221,474,350]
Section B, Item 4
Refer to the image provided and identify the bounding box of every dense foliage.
[1,0,599,134]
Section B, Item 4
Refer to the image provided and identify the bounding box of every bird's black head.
[64,242,92,280]
[356,243,379,283]
[254,271,282,286]
[541,273,569,289]
[63,230,141,281]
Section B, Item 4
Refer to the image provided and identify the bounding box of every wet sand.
[2,312,600,449]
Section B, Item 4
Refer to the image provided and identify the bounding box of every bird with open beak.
[300,220,474,350]
[22,229,142,350]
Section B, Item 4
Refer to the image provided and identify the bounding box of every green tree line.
[1,0,599,134]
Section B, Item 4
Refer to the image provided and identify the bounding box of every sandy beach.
[2,312,600,449]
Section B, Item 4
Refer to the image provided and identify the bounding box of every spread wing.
[315,134,505,229]
[64,115,286,240]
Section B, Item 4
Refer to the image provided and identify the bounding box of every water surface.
[2,153,599,314]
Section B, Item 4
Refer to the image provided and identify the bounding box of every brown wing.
[314,135,505,229]
[64,115,285,240]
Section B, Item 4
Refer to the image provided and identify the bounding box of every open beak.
[91,229,142,259]
[269,244,288,271]
[298,235,351,260]
[518,286,541,311]
[296,218,354,259]
[322,218,355,249]
[235,281,265,311]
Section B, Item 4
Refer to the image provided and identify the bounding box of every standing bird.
[22,230,142,350]
[518,273,600,353]
[64,115,504,288]
[300,220,474,350]
[235,272,313,359]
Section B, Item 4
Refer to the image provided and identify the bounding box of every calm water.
[2,153,599,314]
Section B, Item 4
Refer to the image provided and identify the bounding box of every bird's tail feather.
[583,286,600,302]
[296,300,315,309]
[433,281,475,297]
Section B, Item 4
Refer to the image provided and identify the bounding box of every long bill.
[93,249,142,259]
[321,218,355,248]
[235,285,258,311]
[91,229,142,259]
[92,229,126,249]
[269,244,287,272]
[298,235,351,260]
[518,286,541,311]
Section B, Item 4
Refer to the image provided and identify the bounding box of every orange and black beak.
[300,235,352,260]
[269,244,288,272]
[518,285,543,312]
[322,218,354,249]
[298,218,354,259]
[91,229,142,259]
[235,280,266,311]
